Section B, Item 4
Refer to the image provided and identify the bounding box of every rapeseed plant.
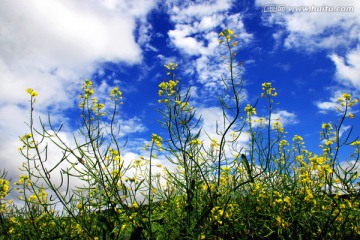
[2,28,360,240]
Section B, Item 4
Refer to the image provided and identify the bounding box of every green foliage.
[1,28,360,239]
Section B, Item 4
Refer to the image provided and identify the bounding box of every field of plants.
[1,29,360,239]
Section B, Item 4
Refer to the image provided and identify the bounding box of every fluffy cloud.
[166,0,252,97]
[330,47,360,88]
[0,0,156,186]
[315,89,357,114]
[254,0,360,109]
[118,117,148,137]
[0,0,160,107]
[194,106,250,153]
[271,110,298,126]
[316,101,339,113]
[168,0,232,23]
[255,0,360,51]
[251,109,298,129]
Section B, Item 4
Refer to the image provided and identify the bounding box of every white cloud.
[166,1,252,98]
[0,0,159,108]
[316,101,339,113]
[318,47,360,111]
[101,0,157,17]
[193,107,298,159]
[316,92,338,114]
[255,0,360,51]
[169,0,232,23]
[195,106,249,150]
[168,24,204,56]
[271,110,298,126]
[251,109,298,128]
[315,89,357,114]
[118,117,148,137]
[198,15,220,31]
[0,104,71,181]
[255,0,360,114]
[137,18,159,52]
[330,47,360,88]
[0,0,157,190]
[1,1,143,69]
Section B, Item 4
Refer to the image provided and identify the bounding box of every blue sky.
[1,0,360,182]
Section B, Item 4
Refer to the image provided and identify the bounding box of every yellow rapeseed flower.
[342,93,351,101]
[26,88,38,97]
[244,104,256,116]
[348,99,358,107]
[0,178,10,199]
[164,62,178,70]
[190,138,202,145]
[261,82,277,97]
[284,196,291,205]
[151,133,163,148]
[292,135,303,142]
[273,121,284,133]
[321,123,333,130]
[131,202,139,208]
[350,141,360,146]
[110,87,123,102]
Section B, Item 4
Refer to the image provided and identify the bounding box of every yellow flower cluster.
[253,117,266,127]
[78,80,123,117]
[211,206,225,224]
[310,155,333,183]
[276,215,289,229]
[351,141,360,146]
[158,63,183,105]
[109,148,121,161]
[78,79,95,108]
[321,123,333,130]
[219,29,237,43]
[133,156,146,168]
[28,188,48,205]
[18,133,35,150]
[82,79,94,98]
[151,133,163,149]
[164,62,178,71]
[244,104,256,116]
[261,82,277,97]
[91,97,106,116]
[17,175,30,185]
[210,138,219,148]
[131,201,139,209]
[337,93,358,117]
[76,201,83,210]
[279,139,289,147]
[303,186,314,203]
[20,133,32,141]
[337,93,357,106]
[174,100,193,111]
[0,178,10,199]
[158,80,179,98]
[273,121,284,133]
[110,86,123,102]
[26,88,38,97]
[292,135,304,143]
[273,191,292,210]
[190,138,202,145]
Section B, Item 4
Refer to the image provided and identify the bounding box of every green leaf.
[241,154,253,183]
